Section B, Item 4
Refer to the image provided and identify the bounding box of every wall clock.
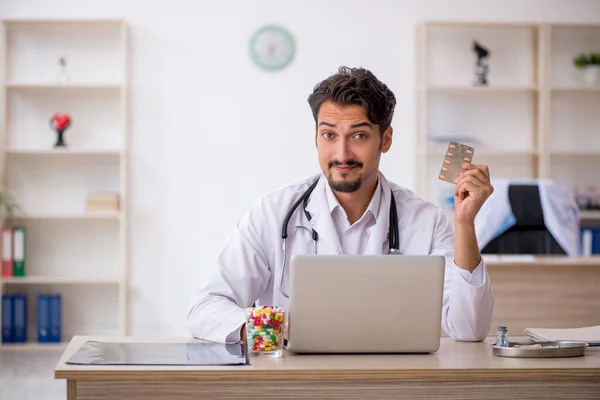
[249,25,295,71]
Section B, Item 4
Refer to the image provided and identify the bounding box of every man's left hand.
[453,163,494,225]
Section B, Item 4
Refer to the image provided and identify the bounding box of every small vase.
[583,66,600,86]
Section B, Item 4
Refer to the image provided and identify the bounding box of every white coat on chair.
[474,179,580,256]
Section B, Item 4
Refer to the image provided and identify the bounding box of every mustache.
[328,160,363,168]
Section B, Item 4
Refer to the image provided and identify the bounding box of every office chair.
[481,184,567,255]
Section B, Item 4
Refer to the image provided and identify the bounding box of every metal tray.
[492,340,588,358]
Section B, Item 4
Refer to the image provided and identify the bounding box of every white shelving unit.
[0,19,128,348]
[415,22,600,224]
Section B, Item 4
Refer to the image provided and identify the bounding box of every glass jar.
[246,305,285,357]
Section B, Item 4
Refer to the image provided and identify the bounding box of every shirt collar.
[324,176,383,221]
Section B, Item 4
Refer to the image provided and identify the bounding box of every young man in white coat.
[188,66,495,344]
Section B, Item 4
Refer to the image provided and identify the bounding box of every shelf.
[0,341,69,351]
[7,155,121,214]
[6,83,122,90]
[421,147,538,156]
[6,86,122,150]
[550,90,600,156]
[549,150,600,156]
[580,210,600,220]
[436,205,600,222]
[424,23,536,88]
[550,23,600,29]
[482,255,600,266]
[0,18,129,339]
[416,21,600,208]
[6,149,122,156]
[551,25,600,87]
[422,21,539,29]
[426,85,537,93]
[551,86,600,92]
[13,212,121,220]
[0,276,123,285]
[3,18,124,25]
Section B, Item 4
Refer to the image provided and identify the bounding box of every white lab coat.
[187,172,494,343]
[474,179,580,256]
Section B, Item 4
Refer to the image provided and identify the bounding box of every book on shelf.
[86,192,120,212]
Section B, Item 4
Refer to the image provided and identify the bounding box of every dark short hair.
[307,66,396,135]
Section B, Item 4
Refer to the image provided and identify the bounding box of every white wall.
[1,0,599,337]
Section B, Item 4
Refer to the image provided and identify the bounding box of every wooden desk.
[482,256,600,337]
[55,335,600,399]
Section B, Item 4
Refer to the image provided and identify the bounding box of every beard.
[327,160,363,193]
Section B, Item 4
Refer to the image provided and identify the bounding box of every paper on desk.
[525,325,600,346]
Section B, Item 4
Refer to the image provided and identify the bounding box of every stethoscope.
[278,179,400,298]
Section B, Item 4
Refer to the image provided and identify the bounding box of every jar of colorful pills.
[246,306,285,357]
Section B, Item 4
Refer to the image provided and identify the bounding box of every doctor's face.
[315,101,392,193]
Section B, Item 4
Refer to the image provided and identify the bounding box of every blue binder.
[593,228,600,254]
[580,227,600,255]
[49,294,61,343]
[37,294,50,343]
[2,294,13,343]
[13,294,26,343]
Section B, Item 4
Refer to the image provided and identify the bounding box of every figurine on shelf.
[56,56,69,84]
[473,41,490,86]
[49,113,72,148]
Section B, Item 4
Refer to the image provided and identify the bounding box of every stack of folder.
[1,293,62,344]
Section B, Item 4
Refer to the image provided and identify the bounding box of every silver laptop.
[285,254,446,354]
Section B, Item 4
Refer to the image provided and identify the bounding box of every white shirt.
[187,172,494,344]
[327,178,380,255]
[326,178,484,285]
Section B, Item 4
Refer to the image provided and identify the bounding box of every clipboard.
[66,340,250,366]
